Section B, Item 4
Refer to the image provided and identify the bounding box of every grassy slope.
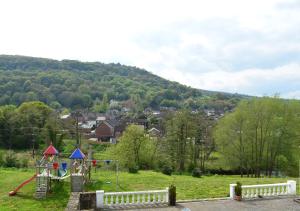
[0,168,298,211]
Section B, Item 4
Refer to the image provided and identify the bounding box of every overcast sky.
[0,0,299,98]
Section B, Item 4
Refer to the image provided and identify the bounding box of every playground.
[1,143,122,210]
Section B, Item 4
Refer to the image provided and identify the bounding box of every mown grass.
[86,170,297,199]
[0,167,299,211]
[0,168,70,211]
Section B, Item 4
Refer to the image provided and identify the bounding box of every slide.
[58,169,67,177]
[9,174,37,196]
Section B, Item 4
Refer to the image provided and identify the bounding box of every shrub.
[187,163,195,172]
[4,151,19,167]
[0,151,4,166]
[192,168,202,178]
[128,166,139,173]
[206,168,243,175]
[20,158,29,168]
[235,182,242,196]
[161,165,173,176]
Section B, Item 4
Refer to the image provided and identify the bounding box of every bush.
[206,168,244,175]
[19,158,29,168]
[0,151,4,166]
[235,182,242,196]
[128,166,139,173]
[187,163,195,172]
[192,168,202,178]
[161,165,173,176]
[4,151,19,167]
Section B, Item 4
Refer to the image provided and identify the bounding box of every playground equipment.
[8,143,118,197]
[9,143,70,198]
[87,159,120,191]
[35,144,70,198]
[69,148,87,192]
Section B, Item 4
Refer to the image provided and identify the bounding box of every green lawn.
[0,168,70,211]
[0,167,298,211]
[87,170,297,199]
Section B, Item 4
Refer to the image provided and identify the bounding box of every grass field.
[0,168,70,211]
[0,167,298,211]
[87,170,297,199]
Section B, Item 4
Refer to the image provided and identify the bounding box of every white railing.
[230,180,296,199]
[96,188,169,208]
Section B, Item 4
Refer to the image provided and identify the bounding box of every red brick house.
[95,120,125,143]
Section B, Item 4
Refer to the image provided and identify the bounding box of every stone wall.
[65,192,96,210]
[79,192,96,210]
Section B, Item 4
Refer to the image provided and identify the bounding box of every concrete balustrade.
[230,180,296,199]
[96,188,169,208]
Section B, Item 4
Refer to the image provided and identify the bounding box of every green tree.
[114,125,148,169]
[164,110,215,173]
[165,110,195,172]
[215,97,300,177]
[100,94,109,113]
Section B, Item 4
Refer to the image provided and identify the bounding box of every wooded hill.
[0,55,244,111]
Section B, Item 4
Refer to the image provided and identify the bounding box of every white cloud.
[284,91,300,99]
[157,64,300,99]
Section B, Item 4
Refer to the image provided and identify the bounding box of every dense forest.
[0,55,243,111]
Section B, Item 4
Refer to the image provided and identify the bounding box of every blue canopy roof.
[69,148,85,159]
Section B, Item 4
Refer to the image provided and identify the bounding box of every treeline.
[0,101,66,150]
[0,55,240,111]
[215,97,300,177]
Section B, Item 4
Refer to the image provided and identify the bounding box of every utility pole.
[9,127,12,151]
[75,111,80,147]
[31,127,35,158]
[32,137,35,158]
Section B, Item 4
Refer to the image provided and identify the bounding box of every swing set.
[87,159,120,191]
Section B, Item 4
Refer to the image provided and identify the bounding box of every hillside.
[0,55,242,111]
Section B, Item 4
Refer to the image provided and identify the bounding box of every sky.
[0,0,299,98]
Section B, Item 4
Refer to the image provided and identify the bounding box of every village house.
[148,127,161,137]
[94,119,126,144]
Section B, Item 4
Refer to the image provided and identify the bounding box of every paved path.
[111,197,300,211]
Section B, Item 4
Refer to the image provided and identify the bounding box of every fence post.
[230,184,236,199]
[96,190,105,208]
[287,180,296,195]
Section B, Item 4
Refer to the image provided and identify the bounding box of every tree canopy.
[0,101,63,150]
[0,55,242,111]
[215,97,300,177]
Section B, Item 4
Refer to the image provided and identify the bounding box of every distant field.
[0,168,298,211]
